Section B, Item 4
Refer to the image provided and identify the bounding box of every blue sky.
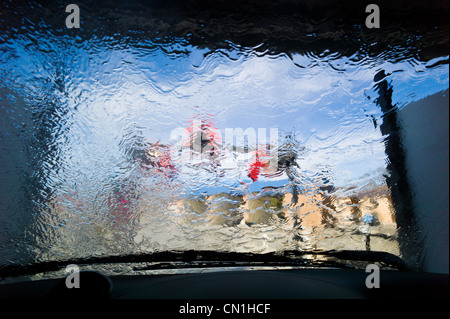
[1,35,449,195]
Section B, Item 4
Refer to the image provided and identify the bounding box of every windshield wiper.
[0,249,410,279]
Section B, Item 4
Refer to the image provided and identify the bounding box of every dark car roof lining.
[2,0,448,62]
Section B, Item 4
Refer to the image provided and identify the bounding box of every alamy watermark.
[365,263,380,288]
[63,263,380,290]
[65,264,80,289]
[65,4,80,29]
[365,4,380,29]
[169,122,279,170]
[65,3,380,30]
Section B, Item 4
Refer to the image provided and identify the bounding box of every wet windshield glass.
[0,0,448,274]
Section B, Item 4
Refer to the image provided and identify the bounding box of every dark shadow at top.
[1,0,448,62]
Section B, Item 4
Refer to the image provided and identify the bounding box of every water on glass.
[0,1,448,270]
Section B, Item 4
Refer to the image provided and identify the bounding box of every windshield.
[0,0,448,278]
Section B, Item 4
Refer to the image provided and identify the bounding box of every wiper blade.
[0,249,409,279]
[315,250,410,271]
[132,250,409,272]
